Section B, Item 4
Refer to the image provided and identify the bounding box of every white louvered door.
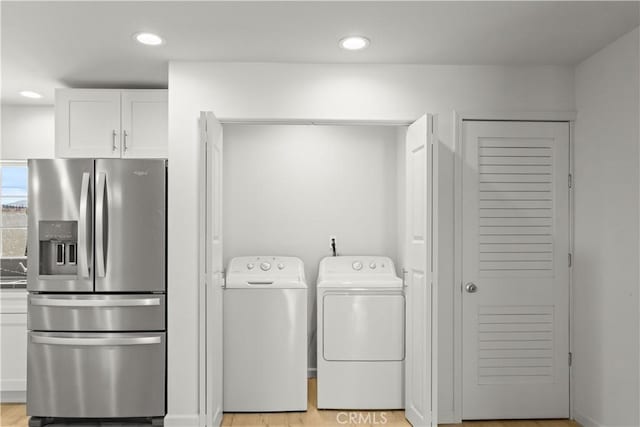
[461,121,569,419]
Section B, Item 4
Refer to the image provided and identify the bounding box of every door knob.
[465,282,478,293]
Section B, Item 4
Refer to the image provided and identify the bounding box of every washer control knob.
[277,263,285,270]
[369,262,377,269]
[247,263,255,270]
[352,261,363,271]
[260,262,271,271]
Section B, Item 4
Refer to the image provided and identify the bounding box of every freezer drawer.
[27,332,166,418]
[28,294,165,331]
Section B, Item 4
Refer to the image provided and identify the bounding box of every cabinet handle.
[123,130,128,152]
[112,129,118,151]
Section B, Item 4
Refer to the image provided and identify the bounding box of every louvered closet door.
[462,121,569,419]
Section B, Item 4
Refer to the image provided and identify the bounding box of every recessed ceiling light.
[339,36,370,51]
[20,90,43,99]
[134,32,164,46]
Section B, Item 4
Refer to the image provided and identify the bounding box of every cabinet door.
[1,290,27,403]
[55,89,121,158]
[121,90,168,158]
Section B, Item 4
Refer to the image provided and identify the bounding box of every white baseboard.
[574,411,603,427]
[437,411,459,424]
[0,390,26,403]
[573,411,638,427]
[212,410,223,427]
[164,413,201,427]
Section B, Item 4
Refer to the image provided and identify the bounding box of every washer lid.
[317,256,402,288]
[225,256,307,289]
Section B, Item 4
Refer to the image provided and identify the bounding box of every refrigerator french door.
[26,159,166,423]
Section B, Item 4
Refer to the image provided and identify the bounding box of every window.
[0,161,28,259]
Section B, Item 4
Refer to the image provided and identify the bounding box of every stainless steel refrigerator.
[26,159,166,426]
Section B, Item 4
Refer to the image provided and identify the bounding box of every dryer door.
[323,292,404,361]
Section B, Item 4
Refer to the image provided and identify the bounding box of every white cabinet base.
[0,290,28,403]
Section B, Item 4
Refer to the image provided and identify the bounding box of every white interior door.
[461,121,570,419]
[200,112,224,426]
[404,114,438,427]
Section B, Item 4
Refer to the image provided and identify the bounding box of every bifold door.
[404,114,438,427]
[461,120,570,419]
[198,113,438,427]
[200,112,224,426]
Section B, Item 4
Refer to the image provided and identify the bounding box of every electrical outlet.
[329,235,337,251]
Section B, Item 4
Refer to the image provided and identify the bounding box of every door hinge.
[429,116,435,145]
[203,122,208,146]
[568,352,573,366]
[568,253,573,267]
[568,173,573,189]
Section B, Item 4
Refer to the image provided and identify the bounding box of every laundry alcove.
[197,113,438,427]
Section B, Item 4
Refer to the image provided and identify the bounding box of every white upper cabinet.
[55,89,167,159]
[56,90,121,158]
[121,90,168,158]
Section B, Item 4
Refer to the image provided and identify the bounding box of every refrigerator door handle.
[78,172,92,279]
[96,172,107,278]
[30,297,161,307]
[31,335,161,346]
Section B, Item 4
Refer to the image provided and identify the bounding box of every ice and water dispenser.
[38,221,78,275]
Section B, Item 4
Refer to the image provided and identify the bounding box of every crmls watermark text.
[336,411,388,424]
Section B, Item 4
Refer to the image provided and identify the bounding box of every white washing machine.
[317,256,404,410]
[224,256,308,412]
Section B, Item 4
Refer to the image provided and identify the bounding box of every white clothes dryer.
[224,256,308,412]
[316,256,404,410]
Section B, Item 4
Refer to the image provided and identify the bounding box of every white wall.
[0,105,55,159]
[224,124,399,372]
[573,27,640,427]
[168,61,575,423]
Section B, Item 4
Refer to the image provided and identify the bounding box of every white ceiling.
[2,1,638,105]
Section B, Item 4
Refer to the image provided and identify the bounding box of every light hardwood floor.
[1,380,580,427]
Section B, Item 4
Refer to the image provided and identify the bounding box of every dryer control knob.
[277,263,285,270]
[247,263,255,270]
[352,261,363,271]
[260,262,272,271]
[369,262,377,269]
